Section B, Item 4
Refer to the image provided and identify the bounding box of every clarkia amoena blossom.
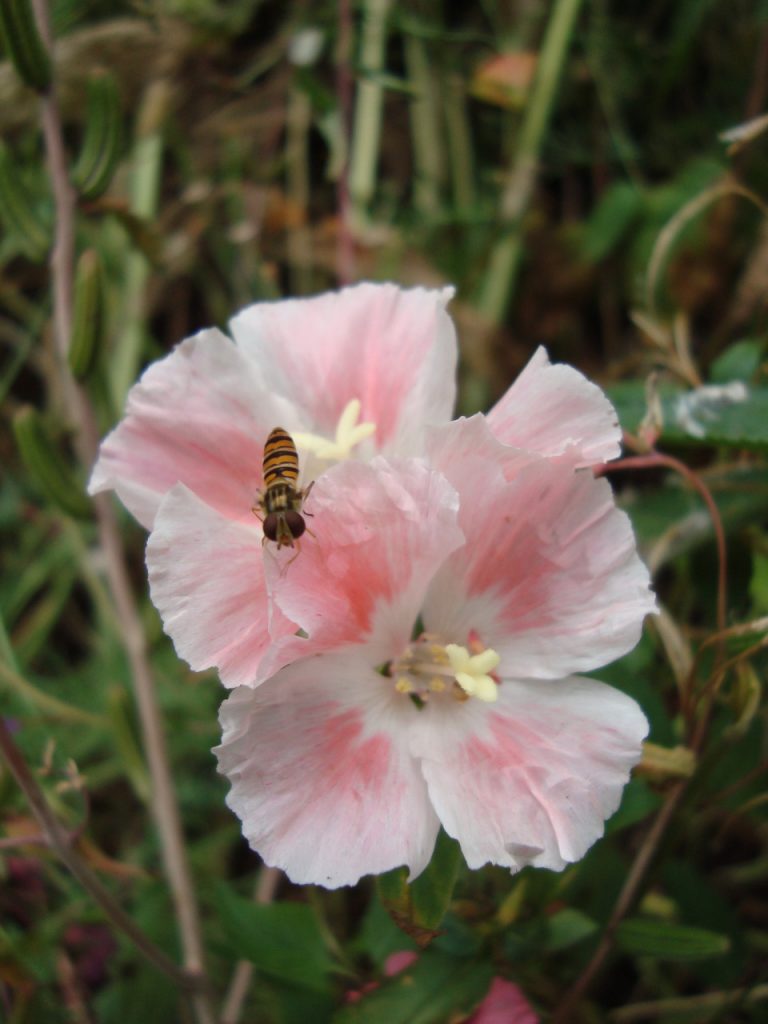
[215,417,655,887]
[89,282,656,888]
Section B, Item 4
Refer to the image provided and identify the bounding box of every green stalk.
[478,0,584,324]
[348,0,393,226]
[110,80,169,408]
[444,72,475,212]
[404,32,443,216]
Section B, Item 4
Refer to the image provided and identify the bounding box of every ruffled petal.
[412,675,648,873]
[487,346,621,466]
[215,658,440,887]
[146,485,299,688]
[425,418,656,679]
[263,456,465,669]
[229,283,457,454]
[88,329,298,529]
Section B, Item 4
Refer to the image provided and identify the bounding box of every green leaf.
[616,918,730,960]
[333,951,493,1024]
[13,406,92,519]
[409,830,462,930]
[581,182,643,263]
[377,830,462,940]
[710,339,765,384]
[216,885,333,994]
[750,549,768,613]
[0,141,50,259]
[542,908,599,951]
[72,72,123,199]
[608,381,768,451]
[69,248,105,379]
[0,0,51,91]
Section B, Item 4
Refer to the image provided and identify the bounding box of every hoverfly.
[254,427,313,549]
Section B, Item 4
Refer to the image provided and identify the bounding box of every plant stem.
[28,3,214,1020]
[220,867,282,1024]
[0,718,193,989]
[478,0,584,324]
[348,0,392,227]
[552,781,689,1022]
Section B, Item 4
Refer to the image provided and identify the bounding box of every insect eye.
[263,514,279,541]
[284,510,306,539]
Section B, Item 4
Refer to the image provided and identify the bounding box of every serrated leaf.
[333,951,493,1024]
[608,381,768,451]
[215,885,333,994]
[616,918,730,960]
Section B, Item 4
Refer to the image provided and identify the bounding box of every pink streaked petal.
[146,485,298,688]
[88,329,298,529]
[229,283,457,452]
[424,428,656,678]
[470,978,539,1024]
[487,346,621,466]
[215,659,440,888]
[261,457,464,672]
[413,676,648,873]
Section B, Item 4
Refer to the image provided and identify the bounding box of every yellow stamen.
[445,643,500,703]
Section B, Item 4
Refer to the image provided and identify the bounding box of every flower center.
[389,633,501,704]
[293,398,376,462]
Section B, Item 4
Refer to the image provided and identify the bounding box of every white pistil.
[445,644,500,703]
[293,398,376,462]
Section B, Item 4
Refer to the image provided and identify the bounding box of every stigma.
[293,398,376,462]
[390,634,501,704]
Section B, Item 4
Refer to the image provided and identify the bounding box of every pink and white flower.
[88,283,458,530]
[89,282,624,690]
[215,417,656,887]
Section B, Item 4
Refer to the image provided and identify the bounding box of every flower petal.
[425,419,656,679]
[412,675,648,873]
[487,346,621,466]
[229,283,457,453]
[470,978,539,1024]
[263,456,465,669]
[146,485,298,688]
[89,329,298,528]
[215,658,440,887]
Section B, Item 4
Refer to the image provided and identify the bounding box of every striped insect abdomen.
[262,427,299,489]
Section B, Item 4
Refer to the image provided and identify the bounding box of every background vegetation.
[2,0,768,1021]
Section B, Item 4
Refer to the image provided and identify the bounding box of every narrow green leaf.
[616,918,730,960]
[72,72,123,200]
[69,248,105,379]
[12,406,92,519]
[0,0,51,91]
[216,885,333,994]
[0,142,50,259]
[333,951,493,1024]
